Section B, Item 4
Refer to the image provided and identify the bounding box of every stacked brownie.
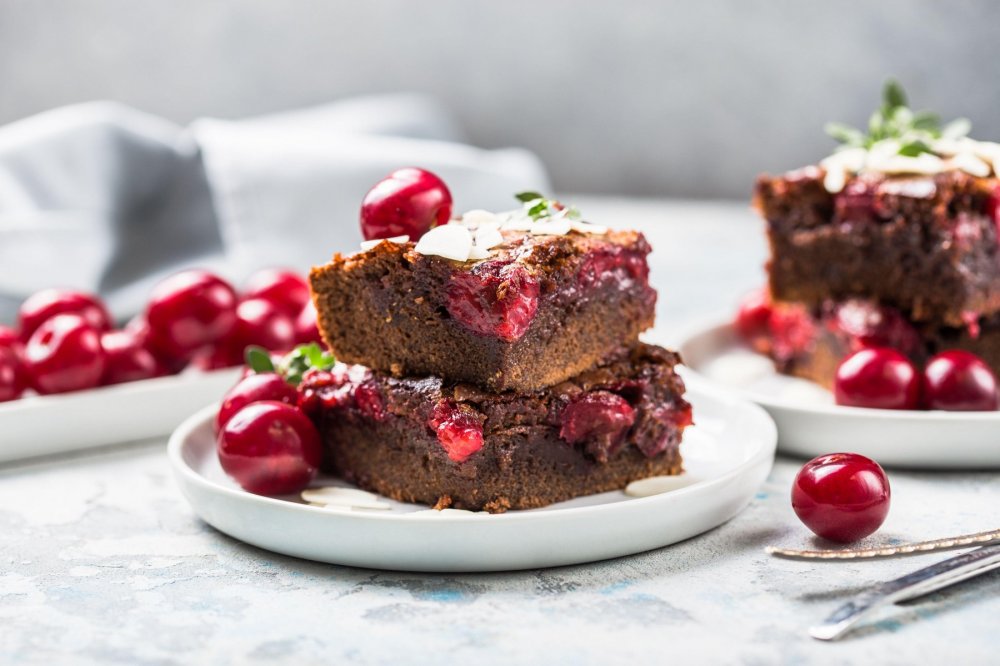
[307,212,692,512]
[752,166,1000,387]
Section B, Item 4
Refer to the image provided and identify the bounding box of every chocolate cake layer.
[309,229,656,392]
[754,168,1000,326]
[746,297,1000,389]
[300,344,692,512]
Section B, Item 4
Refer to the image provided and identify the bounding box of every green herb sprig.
[825,80,971,157]
[514,191,581,221]
[245,342,336,386]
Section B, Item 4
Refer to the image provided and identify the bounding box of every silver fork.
[767,527,1000,561]
[809,544,1000,641]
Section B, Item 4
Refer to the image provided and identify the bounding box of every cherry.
[768,303,817,364]
[0,325,19,349]
[829,300,921,356]
[23,314,105,395]
[360,167,452,241]
[734,288,773,341]
[428,400,484,463]
[145,270,238,361]
[560,391,636,462]
[0,346,27,402]
[17,289,112,342]
[243,269,310,316]
[125,315,183,375]
[100,330,160,385]
[922,350,999,411]
[228,298,296,356]
[293,301,324,346]
[791,453,891,543]
[834,347,920,410]
[216,372,299,432]
[217,401,322,495]
[446,261,540,341]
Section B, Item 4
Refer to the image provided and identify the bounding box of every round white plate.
[0,368,241,463]
[678,320,1000,470]
[168,383,776,572]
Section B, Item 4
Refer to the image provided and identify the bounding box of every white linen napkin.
[0,96,549,323]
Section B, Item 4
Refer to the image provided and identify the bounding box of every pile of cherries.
[736,289,999,411]
[0,268,321,403]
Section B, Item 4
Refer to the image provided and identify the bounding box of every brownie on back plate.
[299,344,692,513]
[310,227,656,392]
[754,168,1000,327]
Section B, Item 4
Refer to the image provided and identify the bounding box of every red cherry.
[243,269,310,316]
[23,314,105,395]
[446,261,540,341]
[427,400,484,463]
[791,453,891,542]
[124,315,182,375]
[145,270,238,361]
[834,347,920,410]
[293,301,324,346]
[0,325,19,349]
[217,401,322,495]
[216,372,299,433]
[18,289,112,342]
[560,391,636,462]
[922,350,999,411]
[99,330,160,385]
[735,288,773,340]
[360,167,452,241]
[0,346,27,402]
[232,298,296,353]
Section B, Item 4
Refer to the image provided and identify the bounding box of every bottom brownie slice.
[744,297,1000,388]
[298,344,692,512]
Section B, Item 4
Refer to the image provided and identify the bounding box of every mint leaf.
[515,191,544,203]
[826,79,969,154]
[911,111,941,133]
[526,200,548,220]
[824,122,864,146]
[898,140,932,157]
[279,343,335,386]
[883,79,907,111]
[245,346,275,374]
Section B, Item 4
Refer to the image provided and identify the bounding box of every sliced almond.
[413,224,473,261]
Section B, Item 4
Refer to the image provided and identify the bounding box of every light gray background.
[2,0,997,198]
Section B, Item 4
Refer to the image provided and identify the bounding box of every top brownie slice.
[755,168,1000,326]
[310,221,656,393]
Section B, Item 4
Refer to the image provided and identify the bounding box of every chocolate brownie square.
[310,228,656,392]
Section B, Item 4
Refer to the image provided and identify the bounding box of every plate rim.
[675,317,1000,423]
[167,381,778,524]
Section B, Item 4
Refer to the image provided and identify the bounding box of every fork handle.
[809,544,1000,641]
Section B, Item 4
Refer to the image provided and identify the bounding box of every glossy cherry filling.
[445,260,540,341]
[298,365,386,421]
[427,399,485,463]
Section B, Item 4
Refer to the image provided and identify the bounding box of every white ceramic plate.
[168,384,776,572]
[0,369,241,463]
[677,320,1000,470]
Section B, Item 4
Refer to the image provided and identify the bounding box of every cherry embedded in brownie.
[754,169,1000,327]
[299,344,691,513]
[310,227,656,392]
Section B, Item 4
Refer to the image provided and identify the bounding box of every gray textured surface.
[1,1,998,197]
[1,199,998,664]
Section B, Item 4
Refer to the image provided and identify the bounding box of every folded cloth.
[0,96,549,324]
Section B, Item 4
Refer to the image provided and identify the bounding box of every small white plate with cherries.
[675,292,1000,469]
[169,375,776,572]
[0,268,321,463]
